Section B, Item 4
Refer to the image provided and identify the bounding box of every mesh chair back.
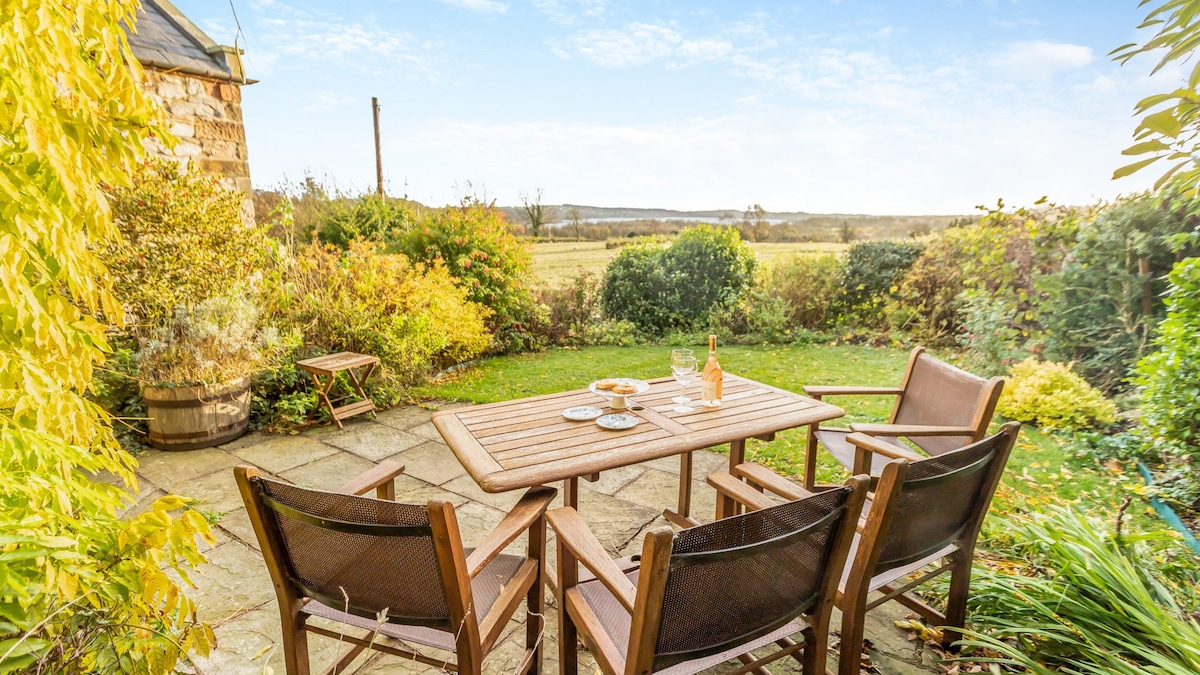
[252,476,453,628]
[894,353,990,456]
[651,486,852,670]
[874,433,1001,573]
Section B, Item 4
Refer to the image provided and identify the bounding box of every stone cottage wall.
[142,69,255,225]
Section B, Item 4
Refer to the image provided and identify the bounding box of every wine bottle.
[701,334,722,407]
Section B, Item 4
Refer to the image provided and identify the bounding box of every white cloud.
[989,40,1093,77]
[534,0,607,25]
[569,21,735,68]
[251,18,443,77]
[370,102,1153,214]
[436,0,508,15]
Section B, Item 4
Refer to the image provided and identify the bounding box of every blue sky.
[170,0,1176,214]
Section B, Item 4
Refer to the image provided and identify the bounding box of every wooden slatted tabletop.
[431,374,843,518]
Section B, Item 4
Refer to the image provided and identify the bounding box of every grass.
[417,344,1136,526]
[532,240,848,285]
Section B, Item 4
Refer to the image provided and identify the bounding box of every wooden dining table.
[431,373,845,524]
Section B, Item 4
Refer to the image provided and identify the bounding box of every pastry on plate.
[613,383,637,395]
[595,379,619,390]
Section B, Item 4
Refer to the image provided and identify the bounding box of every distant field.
[533,240,848,285]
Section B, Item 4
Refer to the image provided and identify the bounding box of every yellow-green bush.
[266,242,492,393]
[103,159,272,325]
[998,358,1119,431]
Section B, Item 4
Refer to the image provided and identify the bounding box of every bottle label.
[702,381,720,405]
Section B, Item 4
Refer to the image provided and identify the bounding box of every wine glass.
[671,349,694,403]
[671,353,697,413]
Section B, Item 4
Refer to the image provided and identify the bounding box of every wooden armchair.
[706,422,1020,675]
[234,462,557,675]
[548,475,868,675]
[801,346,1004,489]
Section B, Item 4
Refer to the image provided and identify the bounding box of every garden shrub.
[1135,256,1200,465]
[103,158,272,326]
[601,224,755,333]
[887,235,968,345]
[393,199,536,352]
[760,253,842,330]
[1041,193,1197,391]
[1,2,214,671]
[957,290,1028,376]
[661,225,756,319]
[837,240,924,323]
[265,242,492,398]
[997,358,1119,431]
[707,289,792,344]
[532,270,638,346]
[317,193,415,248]
[601,241,678,331]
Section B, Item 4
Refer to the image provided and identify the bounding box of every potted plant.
[137,290,279,450]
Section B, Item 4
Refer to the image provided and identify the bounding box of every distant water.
[580,216,790,225]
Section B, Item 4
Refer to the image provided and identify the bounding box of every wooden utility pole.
[372,97,384,197]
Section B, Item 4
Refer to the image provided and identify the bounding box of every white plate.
[589,378,650,398]
[563,406,604,421]
[596,413,639,430]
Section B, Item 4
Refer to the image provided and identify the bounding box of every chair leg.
[797,625,822,675]
[838,603,867,675]
[526,518,546,675]
[942,552,972,651]
[559,606,579,675]
[280,606,312,675]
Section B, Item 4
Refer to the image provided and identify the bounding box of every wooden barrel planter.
[143,376,251,451]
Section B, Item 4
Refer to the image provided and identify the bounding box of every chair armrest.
[466,486,557,577]
[846,433,925,462]
[336,460,405,497]
[706,472,777,512]
[802,386,904,399]
[731,463,814,501]
[849,423,976,437]
[546,507,637,613]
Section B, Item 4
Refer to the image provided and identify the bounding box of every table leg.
[563,477,579,510]
[676,452,693,517]
[728,438,746,468]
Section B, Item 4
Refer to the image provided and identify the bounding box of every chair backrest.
[237,470,460,630]
[642,480,865,672]
[891,347,1004,457]
[873,422,1019,575]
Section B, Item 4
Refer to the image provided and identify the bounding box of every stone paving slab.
[138,404,940,675]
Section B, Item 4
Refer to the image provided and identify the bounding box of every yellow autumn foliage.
[0,2,213,671]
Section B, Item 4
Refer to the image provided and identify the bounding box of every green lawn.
[417,344,1134,526]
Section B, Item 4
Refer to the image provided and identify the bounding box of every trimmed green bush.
[997,358,1118,431]
[601,224,755,334]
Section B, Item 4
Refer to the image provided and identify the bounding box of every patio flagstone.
[140,404,941,674]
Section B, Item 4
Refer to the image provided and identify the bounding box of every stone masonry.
[142,70,255,226]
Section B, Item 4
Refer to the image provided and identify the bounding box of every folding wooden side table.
[296,351,380,428]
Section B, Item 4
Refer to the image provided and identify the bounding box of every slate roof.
[127,0,246,83]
